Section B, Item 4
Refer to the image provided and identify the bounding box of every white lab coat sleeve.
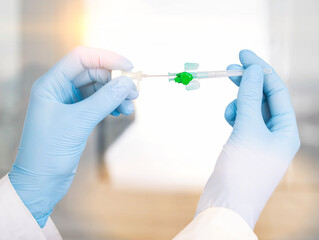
[173,207,258,240]
[0,174,63,240]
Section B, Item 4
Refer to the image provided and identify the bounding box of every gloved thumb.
[236,64,264,119]
[77,76,138,124]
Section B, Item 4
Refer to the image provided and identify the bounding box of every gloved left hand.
[8,47,138,227]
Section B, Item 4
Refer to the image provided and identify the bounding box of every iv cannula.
[165,68,272,79]
[122,68,272,80]
[120,67,272,91]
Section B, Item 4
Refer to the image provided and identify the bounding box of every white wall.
[0,0,20,81]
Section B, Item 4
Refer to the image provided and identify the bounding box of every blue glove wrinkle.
[71,84,83,102]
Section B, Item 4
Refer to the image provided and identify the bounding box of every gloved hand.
[196,50,300,229]
[8,47,138,227]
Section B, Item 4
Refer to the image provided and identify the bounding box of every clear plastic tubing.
[169,68,272,81]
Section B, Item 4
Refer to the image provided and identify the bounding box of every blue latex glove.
[9,47,139,227]
[196,50,300,228]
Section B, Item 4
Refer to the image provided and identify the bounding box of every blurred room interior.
[0,0,318,239]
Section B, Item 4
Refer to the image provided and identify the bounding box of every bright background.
[0,0,319,239]
[83,0,269,190]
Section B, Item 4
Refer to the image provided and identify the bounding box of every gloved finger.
[116,100,135,116]
[46,47,133,90]
[227,63,271,120]
[110,100,136,116]
[80,78,138,105]
[79,78,138,100]
[79,82,104,99]
[239,50,295,119]
[77,76,138,123]
[111,109,121,117]
[73,68,111,88]
[79,84,94,99]
[226,64,243,86]
[225,98,271,128]
[224,99,237,127]
[236,64,264,118]
[79,81,137,116]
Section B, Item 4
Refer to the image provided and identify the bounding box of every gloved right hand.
[9,47,138,227]
[196,50,300,229]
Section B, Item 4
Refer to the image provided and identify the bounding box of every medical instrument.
[121,63,272,91]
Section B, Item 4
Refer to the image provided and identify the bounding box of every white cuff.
[173,207,258,240]
[0,174,62,240]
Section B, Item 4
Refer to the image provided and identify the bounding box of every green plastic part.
[174,72,194,85]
